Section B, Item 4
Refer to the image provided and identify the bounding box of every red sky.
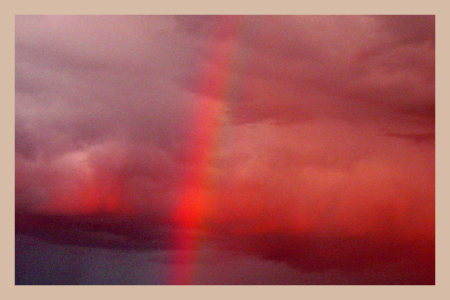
[15,15,434,241]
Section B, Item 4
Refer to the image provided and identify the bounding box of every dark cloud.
[15,210,435,284]
[15,16,434,283]
[171,16,435,129]
[219,232,434,279]
[385,131,435,144]
[379,15,435,45]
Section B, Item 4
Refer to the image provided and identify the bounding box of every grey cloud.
[16,43,109,73]
[15,16,434,240]
[15,16,205,214]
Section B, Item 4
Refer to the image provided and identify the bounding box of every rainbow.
[167,16,242,285]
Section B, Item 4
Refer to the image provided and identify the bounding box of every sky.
[15,15,435,284]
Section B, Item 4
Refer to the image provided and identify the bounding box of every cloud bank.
[16,16,434,243]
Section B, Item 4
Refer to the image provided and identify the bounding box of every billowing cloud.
[15,16,434,282]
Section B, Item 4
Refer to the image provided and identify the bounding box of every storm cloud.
[15,16,434,283]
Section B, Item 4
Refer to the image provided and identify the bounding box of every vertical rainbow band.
[167,16,242,285]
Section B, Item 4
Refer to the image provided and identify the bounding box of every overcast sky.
[15,15,434,241]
